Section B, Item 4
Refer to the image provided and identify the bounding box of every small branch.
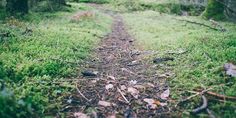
[117,87,130,104]
[175,87,213,107]
[195,89,236,101]
[174,18,219,31]
[76,84,91,102]
[191,95,208,114]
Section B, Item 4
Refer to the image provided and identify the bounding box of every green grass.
[123,10,236,117]
[0,3,112,117]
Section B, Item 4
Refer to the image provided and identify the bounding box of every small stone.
[81,70,98,77]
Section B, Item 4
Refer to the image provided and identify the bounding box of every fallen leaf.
[74,112,89,118]
[143,98,155,105]
[98,101,112,107]
[160,102,168,106]
[146,83,155,87]
[107,114,116,118]
[160,89,170,100]
[107,75,116,80]
[143,98,167,109]
[127,87,139,99]
[224,63,236,77]
[149,104,157,109]
[143,98,158,109]
[105,84,114,90]
[120,85,127,91]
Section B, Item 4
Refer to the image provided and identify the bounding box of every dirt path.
[69,5,172,118]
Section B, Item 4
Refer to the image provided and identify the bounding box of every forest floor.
[1,2,235,118]
[67,4,174,118]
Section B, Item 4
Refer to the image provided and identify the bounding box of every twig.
[175,87,213,107]
[191,95,208,114]
[174,18,219,31]
[195,89,236,101]
[76,84,91,102]
[117,87,130,104]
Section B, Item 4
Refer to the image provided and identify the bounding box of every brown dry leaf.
[160,89,170,100]
[224,63,236,77]
[98,101,112,107]
[127,87,139,99]
[105,84,114,90]
[150,104,157,109]
[73,112,89,118]
[143,98,167,108]
[143,98,158,109]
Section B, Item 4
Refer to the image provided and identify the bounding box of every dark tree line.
[1,0,67,14]
[6,0,29,13]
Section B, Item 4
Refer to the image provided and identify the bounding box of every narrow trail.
[69,4,172,118]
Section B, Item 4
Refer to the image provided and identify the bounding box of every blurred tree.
[203,0,225,20]
[6,0,29,14]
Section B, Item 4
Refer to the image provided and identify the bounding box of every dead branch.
[76,84,91,102]
[175,87,213,107]
[117,87,130,104]
[174,18,219,31]
[195,89,236,101]
[191,95,208,114]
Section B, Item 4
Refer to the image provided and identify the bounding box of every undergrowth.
[0,3,112,117]
[109,0,205,16]
[123,10,236,117]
